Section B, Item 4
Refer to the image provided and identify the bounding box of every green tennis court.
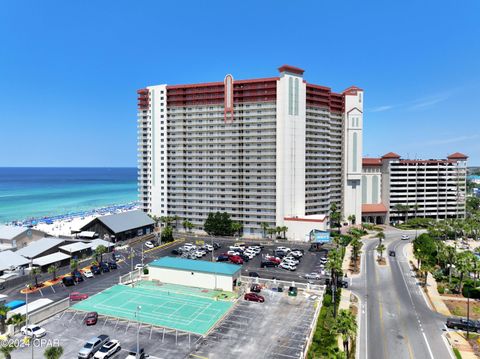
[72,284,234,335]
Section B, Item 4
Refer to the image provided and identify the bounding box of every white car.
[93,340,121,359]
[290,250,303,258]
[249,246,261,254]
[183,243,196,250]
[204,244,214,252]
[227,250,240,256]
[279,262,296,271]
[243,252,255,259]
[194,250,205,258]
[401,235,410,240]
[21,325,46,338]
[283,258,299,266]
[276,246,291,253]
[144,241,155,249]
[83,269,94,278]
[230,245,243,252]
[135,263,147,270]
[304,272,321,280]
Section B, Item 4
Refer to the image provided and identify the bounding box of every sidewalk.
[404,242,477,358]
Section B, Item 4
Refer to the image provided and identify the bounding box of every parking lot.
[191,289,319,359]
[12,308,202,359]
[166,239,331,284]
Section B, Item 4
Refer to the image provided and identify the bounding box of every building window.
[362,175,367,204]
[372,175,379,203]
[352,132,358,172]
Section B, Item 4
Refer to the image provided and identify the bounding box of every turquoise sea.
[0,168,137,224]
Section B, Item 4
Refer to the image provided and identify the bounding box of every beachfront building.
[361,152,468,224]
[80,210,154,242]
[137,65,364,239]
[0,225,46,252]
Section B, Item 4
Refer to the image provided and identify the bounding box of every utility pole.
[467,287,471,339]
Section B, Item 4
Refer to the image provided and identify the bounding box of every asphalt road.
[351,229,453,359]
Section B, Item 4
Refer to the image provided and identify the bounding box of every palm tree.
[376,244,386,260]
[472,255,480,287]
[275,226,283,239]
[376,231,385,244]
[0,304,10,334]
[394,203,410,222]
[260,223,269,239]
[172,215,181,229]
[30,267,41,287]
[70,259,79,271]
[280,226,288,239]
[0,343,17,359]
[94,245,107,263]
[330,203,342,232]
[44,346,64,359]
[331,309,358,357]
[182,220,194,232]
[47,264,58,281]
[267,227,276,240]
[6,313,25,326]
[456,251,473,293]
[350,236,363,270]
[421,262,435,287]
[231,222,243,238]
[348,214,356,225]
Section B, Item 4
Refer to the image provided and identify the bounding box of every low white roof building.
[16,237,64,259]
[89,239,114,250]
[0,250,30,272]
[32,252,71,267]
[59,242,91,253]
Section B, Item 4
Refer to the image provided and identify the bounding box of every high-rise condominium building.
[137,65,363,239]
[361,152,468,224]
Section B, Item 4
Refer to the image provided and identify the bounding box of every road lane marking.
[374,249,389,359]
[396,241,435,359]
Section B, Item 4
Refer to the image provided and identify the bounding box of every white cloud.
[370,105,394,113]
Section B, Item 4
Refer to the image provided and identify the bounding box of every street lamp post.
[135,305,142,359]
[467,288,471,339]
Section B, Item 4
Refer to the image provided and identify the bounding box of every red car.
[69,292,89,301]
[84,311,98,326]
[229,255,244,265]
[265,256,281,264]
[244,292,265,303]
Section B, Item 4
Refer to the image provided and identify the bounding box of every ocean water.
[0,168,138,223]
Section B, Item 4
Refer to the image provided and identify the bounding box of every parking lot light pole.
[135,305,142,359]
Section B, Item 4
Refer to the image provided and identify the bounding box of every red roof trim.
[382,152,401,159]
[447,152,468,160]
[166,77,279,90]
[363,158,382,166]
[278,65,305,75]
[362,204,388,214]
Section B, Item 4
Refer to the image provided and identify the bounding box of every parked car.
[283,257,299,265]
[125,347,148,359]
[274,250,287,258]
[78,335,110,359]
[401,234,411,240]
[183,243,196,251]
[250,284,262,293]
[171,249,182,255]
[144,241,155,249]
[213,242,221,250]
[204,244,214,252]
[216,255,230,262]
[135,263,147,270]
[244,292,265,303]
[91,265,102,275]
[291,248,305,254]
[238,253,251,262]
[62,276,75,287]
[99,262,110,273]
[446,317,480,332]
[230,245,244,252]
[276,246,291,253]
[21,324,46,338]
[265,255,281,264]
[248,272,260,278]
[108,261,117,269]
[279,262,296,271]
[288,286,298,297]
[84,312,98,326]
[93,339,121,359]
[227,250,240,256]
[261,260,277,268]
[83,269,94,278]
[229,255,244,265]
[290,250,303,259]
[305,272,321,280]
[71,270,84,283]
[70,292,89,301]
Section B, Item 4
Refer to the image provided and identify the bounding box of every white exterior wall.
[342,90,364,222]
[362,167,382,204]
[285,219,328,242]
[149,266,236,292]
[276,72,306,226]
[147,85,168,217]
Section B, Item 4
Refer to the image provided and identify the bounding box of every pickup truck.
[446,317,480,332]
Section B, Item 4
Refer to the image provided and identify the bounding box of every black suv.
[99,262,110,272]
[446,317,480,332]
[71,270,84,283]
[261,261,277,268]
[91,265,101,275]
[62,276,75,287]
[108,261,117,269]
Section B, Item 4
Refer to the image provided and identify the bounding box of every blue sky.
[0,0,478,166]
